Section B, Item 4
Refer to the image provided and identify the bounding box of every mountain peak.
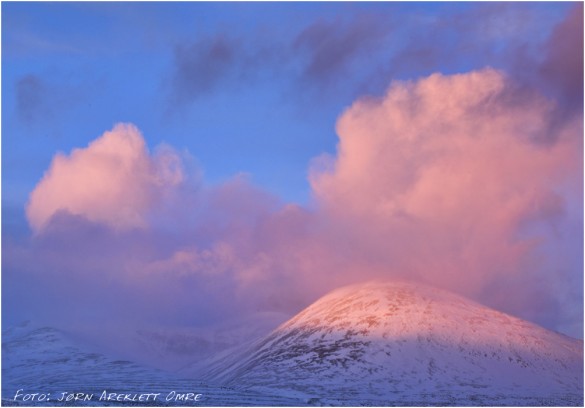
[204,280,583,405]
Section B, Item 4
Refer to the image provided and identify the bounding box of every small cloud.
[26,123,185,233]
[171,34,237,105]
[16,74,47,123]
[293,16,390,87]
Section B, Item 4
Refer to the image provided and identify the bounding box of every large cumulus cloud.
[310,68,582,333]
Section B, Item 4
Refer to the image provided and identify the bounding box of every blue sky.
[3,2,572,209]
[2,2,583,338]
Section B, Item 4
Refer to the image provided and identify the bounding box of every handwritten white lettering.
[99,390,161,402]
[57,392,93,402]
[165,391,203,402]
[13,389,50,402]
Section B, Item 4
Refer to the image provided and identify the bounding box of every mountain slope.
[65,311,289,373]
[1,322,303,406]
[202,280,584,406]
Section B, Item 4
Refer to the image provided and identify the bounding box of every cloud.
[14,123,292,328]
[171,35,237,104]
[13,73,97,134]
[9,37,583,342]
[26,123,184,233]
[293,15,390,86]
[166,12,398,108]
[504,3,583,139]
[16,74,47,123]
[165,4,571,112]
[10,67,583,338]
[168,32,288,110]
[372,3,542,83]
[539,3,584,114]
[309,68,582,332]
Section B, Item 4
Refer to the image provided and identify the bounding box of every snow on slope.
[66,311,289,372]
[1,321,303,406]
[201,280,584,406]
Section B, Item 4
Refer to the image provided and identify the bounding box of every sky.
[2,2,583,340]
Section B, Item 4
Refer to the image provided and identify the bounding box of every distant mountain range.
[1,321,301,406]
[3,281,583,406]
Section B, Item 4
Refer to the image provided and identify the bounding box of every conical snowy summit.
[201,280,583,406]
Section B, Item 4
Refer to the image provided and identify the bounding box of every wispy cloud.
[170,34,238,104]
[167,13,393,108]
[539,3,584,114]
[165,4,570,111]
[293,15,391,86]
[16,74,47,123]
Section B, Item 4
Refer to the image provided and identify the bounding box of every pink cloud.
[12,68,582,338]
[26,123,184,233]
[310,68,582,321]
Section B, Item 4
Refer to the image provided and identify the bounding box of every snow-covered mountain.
[1,321,302,406]
[65,311,289,372]
[3,281,583,406]
[200,281,584,406]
